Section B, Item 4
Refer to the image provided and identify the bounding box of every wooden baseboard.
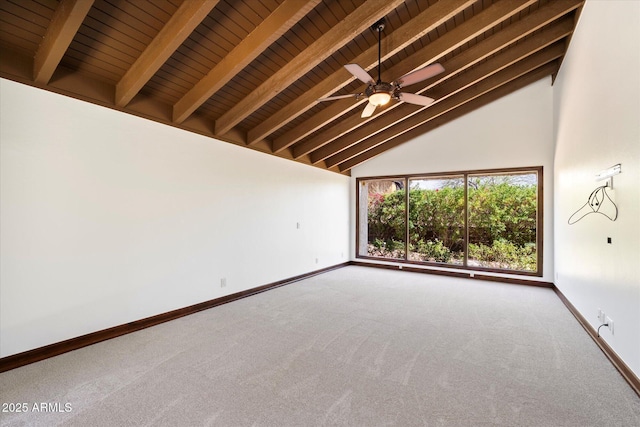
[554,287,640,398]
[349,260,554,288]
[0,262,349,373]
[4,261,637,400]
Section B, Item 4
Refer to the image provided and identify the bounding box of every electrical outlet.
[606,316,614,334]
[597,309,604,323]
[220,278,226,288]
[315,258,318,264]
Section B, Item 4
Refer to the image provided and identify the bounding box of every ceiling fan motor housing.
[365,82,393,97]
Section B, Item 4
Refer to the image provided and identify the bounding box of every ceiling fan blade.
[399,92,435,106]
[318,93,360,102]
[395,63,445,87]
[345,64,375,85]
[361,101,377,118]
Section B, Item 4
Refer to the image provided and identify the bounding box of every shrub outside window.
[356,167,542,276]
[407,176,465,265]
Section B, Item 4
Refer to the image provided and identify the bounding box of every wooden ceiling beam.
[172,0,320,124]
[316,23,572,166]
[552,1,585,83]
[214,0,405,137]
[331,52,560,170]
[421,8,578,87]
[115,0,218,108]
[338,63,557,172]
[290,0,538,159]
[250,0,475,148]
[277,97,367,153]
[407,0,581,91]
[33,0,94,84]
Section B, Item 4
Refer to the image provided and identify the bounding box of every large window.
[357,167,542,276]
[359,178,406,260]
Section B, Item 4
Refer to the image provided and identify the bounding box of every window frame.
[356,166,543,277]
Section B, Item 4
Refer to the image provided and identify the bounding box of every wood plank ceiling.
[0,0,584,174]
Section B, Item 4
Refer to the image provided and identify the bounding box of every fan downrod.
[371,18,386,84]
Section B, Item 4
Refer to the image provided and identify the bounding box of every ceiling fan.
[319,18,444,118]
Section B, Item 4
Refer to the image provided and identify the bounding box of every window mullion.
[404,177,409,262]
[464,172,469,268]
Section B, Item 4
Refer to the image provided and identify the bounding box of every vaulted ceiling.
[0,0,583,174]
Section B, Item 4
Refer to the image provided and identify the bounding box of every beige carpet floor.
[1,266,639,426]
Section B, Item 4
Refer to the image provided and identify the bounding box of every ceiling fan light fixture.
[369,92,391,106]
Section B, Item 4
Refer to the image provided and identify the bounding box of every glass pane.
[408,176,464,265]
[467,172,538,272]
[359,179,406,259]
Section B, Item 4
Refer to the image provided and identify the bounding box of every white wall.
[350,78,555,282]
[553,1,640,377]
[0,79,350,358]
